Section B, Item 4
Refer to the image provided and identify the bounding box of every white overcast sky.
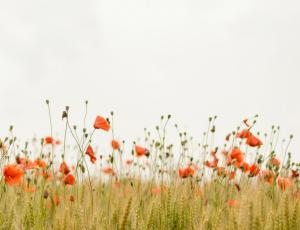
[0,1,300,160]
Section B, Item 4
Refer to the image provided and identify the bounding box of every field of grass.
[0,101,299,229]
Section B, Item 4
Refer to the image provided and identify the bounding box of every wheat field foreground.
[1,101,299,230]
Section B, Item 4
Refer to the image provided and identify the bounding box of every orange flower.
[151,187,162,195]
[179,166,195,178]
[93,116,110,131]
[135,145,150,157]
[44,136,54,144]
[64,174,76,185]
[261,170,275,184]
[278,176,292,191]
[237,129,262,147]
[236,129,251,139]
[23,185,36,193]
[86,145,97,164]
[42,171,52,180]
[59,162,70,175]
[270,157,280,167]
[35,158,47,169]
[111,139,120,150]
[114,180,121,188]
[53,195,60,206]
[227,199,238,207]
[205,152,219,168]
[216,167,226,177]
[246,134,263,147]
[3,164,24,186]
[229,171,235,180]
[16,157,37,170]
[249,164,260,177]
[55,140,62,145]
[195,188,203,197]
[236,161,250,173]
[125,159,133,165]
[230,147,244,163]
[102,167,115,176]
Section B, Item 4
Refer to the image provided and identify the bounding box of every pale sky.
[0,1,300,160]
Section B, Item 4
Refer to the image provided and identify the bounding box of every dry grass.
[0,102,299,229]
[0,178,299,229]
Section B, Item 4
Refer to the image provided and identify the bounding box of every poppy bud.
[62,111,68,119]
[44,190,49,199]
[70,195,75,202]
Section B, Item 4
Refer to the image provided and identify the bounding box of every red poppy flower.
[125,159,133,165]
[59,162,70,175]
[111,139,120,150]
[179,166,195,178]
[228,199,238,207]
[53,195,60,206]
[86,145,97,164]
[43,171,52,180]
[278,176,292,191]
[35,159,47,169]
[16,157,37,170]
[64,174,76,185]
[55,140,62,145]
[246,134,263,147]
[229,171,235,180]
[44,136,54,144]
[216,167,226,177]
[135,145,150,157]
[261,170,275,184]
[230,147,244,163]
[3,164,24,186]
[237,161,250,173]
[236,129,251,139]
[270,157,280,167]
[93,116,110,131]
[102,167,115,176]
[249,164,260,177]
[151,187,162,195]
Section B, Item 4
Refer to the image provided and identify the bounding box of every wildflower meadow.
[1,100,299,230]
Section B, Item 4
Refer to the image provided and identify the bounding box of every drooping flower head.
[64,174,76,185]
[135,145,150,157]
[59,161,70,175]
[86,145,97,164]
[246,134,263,147]
[93,116,110,131]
